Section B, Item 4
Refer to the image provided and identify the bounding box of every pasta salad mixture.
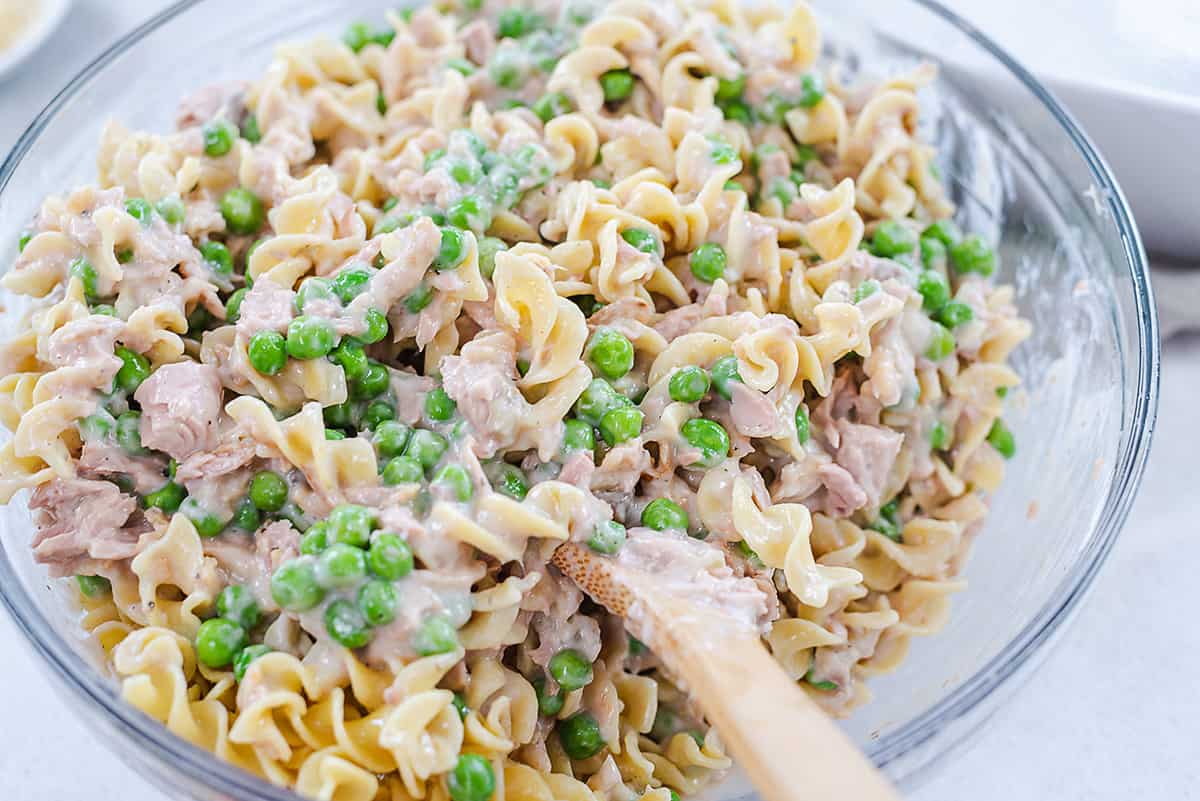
[0,0,1030,799]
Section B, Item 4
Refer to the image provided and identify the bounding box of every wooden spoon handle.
[668,629,903,801]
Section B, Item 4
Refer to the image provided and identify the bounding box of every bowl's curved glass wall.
[0,1,1157,799]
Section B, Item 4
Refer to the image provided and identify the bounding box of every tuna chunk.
[815,463,868,517]
[440,330,561,459]
[591,442,650,495]
[78,440,167,495]
[728,382,780,437]
[29,478,141,576]
[134,362,223,461]
[832,420,903,510]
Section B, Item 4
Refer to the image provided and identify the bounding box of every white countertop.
[0,2,1196,799]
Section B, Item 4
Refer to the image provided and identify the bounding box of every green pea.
[77,411,114,442]
[187,304,214,336]
[721,99,752,123]
[477,237,507,280]
[404,429,449,471]
[620,228,660,256]
[241,114,261,144]
[642,498,687,531]
[765,176,798,206]
[271,560,325,611]
[375,215,403,236]
[598,406,643,445]
[425,388,457,422]
[586,328,635,381]
[759,91,795,124]
[224,288,247,323]
[18,230,32,253]
[325,429,346,440]
[114,347,150,394]
[233,644,270,680]
[868,499,902,542]
[330,340,368,381]
[115,247,134,264]
[182,498,225,538]
[144,481,186,514]
[534,677,564,716]
[316,542,368,589]
[922,219,962,246]
[231,497,261,532]
[275,502,312,533]
[300,522,329,555]
[76,574,111,598]
[332,268,372,303]
[69,257,98,299]
[709,355,741,400]
[599,69,634,103]
[488,462,529,500]
[217,584,260,630]
[195,618,247,668]
[997,386,1009,399]
[853,280,880,304]
[498,7,542,37]
[488,51,526,90]
[220,187,265,235]
[323,400,357,430]
[383,455,425,486]
[402,283,435,317]
[329,503,377,548]
[708,136,738,165]
[352,360,391,400]
[935,301,974,328]
[447,57,475,76]
[668,366,709,403]
[452,691,470,719]
[202,120,236,157]
[115,411,144,454]
[124,197,155,225]
[795,404,811,445]
[798,73,826,107]
[358,579,398,626]
[412,614,459,655]
[715,73,746,102]
[343,21,372,52]
[680,418,730,467]
[561,418,595,453]
[549,648,593,691]
[689,243,726,283]
[950,234,996,276]
[433,464,474,502]
[248,470,288,512]
[374,421,412,458]
[558,712,604,759]
[870,220,916,258]
[627,635,646,655]
[920,236,948,270]
[362,400,397,430]
[925,322,956,362]
[199,240,233,275]
[434,227,466,270]
[286,316,337,360]
[916,270,950,313]
[533,91,572,123]
[929,420,949,450]
[447,159,483,185]
[570,294,602,317]
[447,196,489,233]
[573,378,629,425]
[368,532,414,580]
[325,598,372,648]
[588,520,626,555]
[987,419,1015,459]
[448,754,496,801]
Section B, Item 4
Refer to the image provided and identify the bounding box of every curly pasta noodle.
[0,0,1032,798]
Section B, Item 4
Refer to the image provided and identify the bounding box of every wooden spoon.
[551,541,902,801]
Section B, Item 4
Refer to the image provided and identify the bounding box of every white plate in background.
[0,0,73,82]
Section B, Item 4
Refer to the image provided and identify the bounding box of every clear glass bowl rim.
[0,0,1160,797]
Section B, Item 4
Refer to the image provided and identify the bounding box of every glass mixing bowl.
[0,1,1159,799]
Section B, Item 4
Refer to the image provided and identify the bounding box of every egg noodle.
[0,1,1030,799]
